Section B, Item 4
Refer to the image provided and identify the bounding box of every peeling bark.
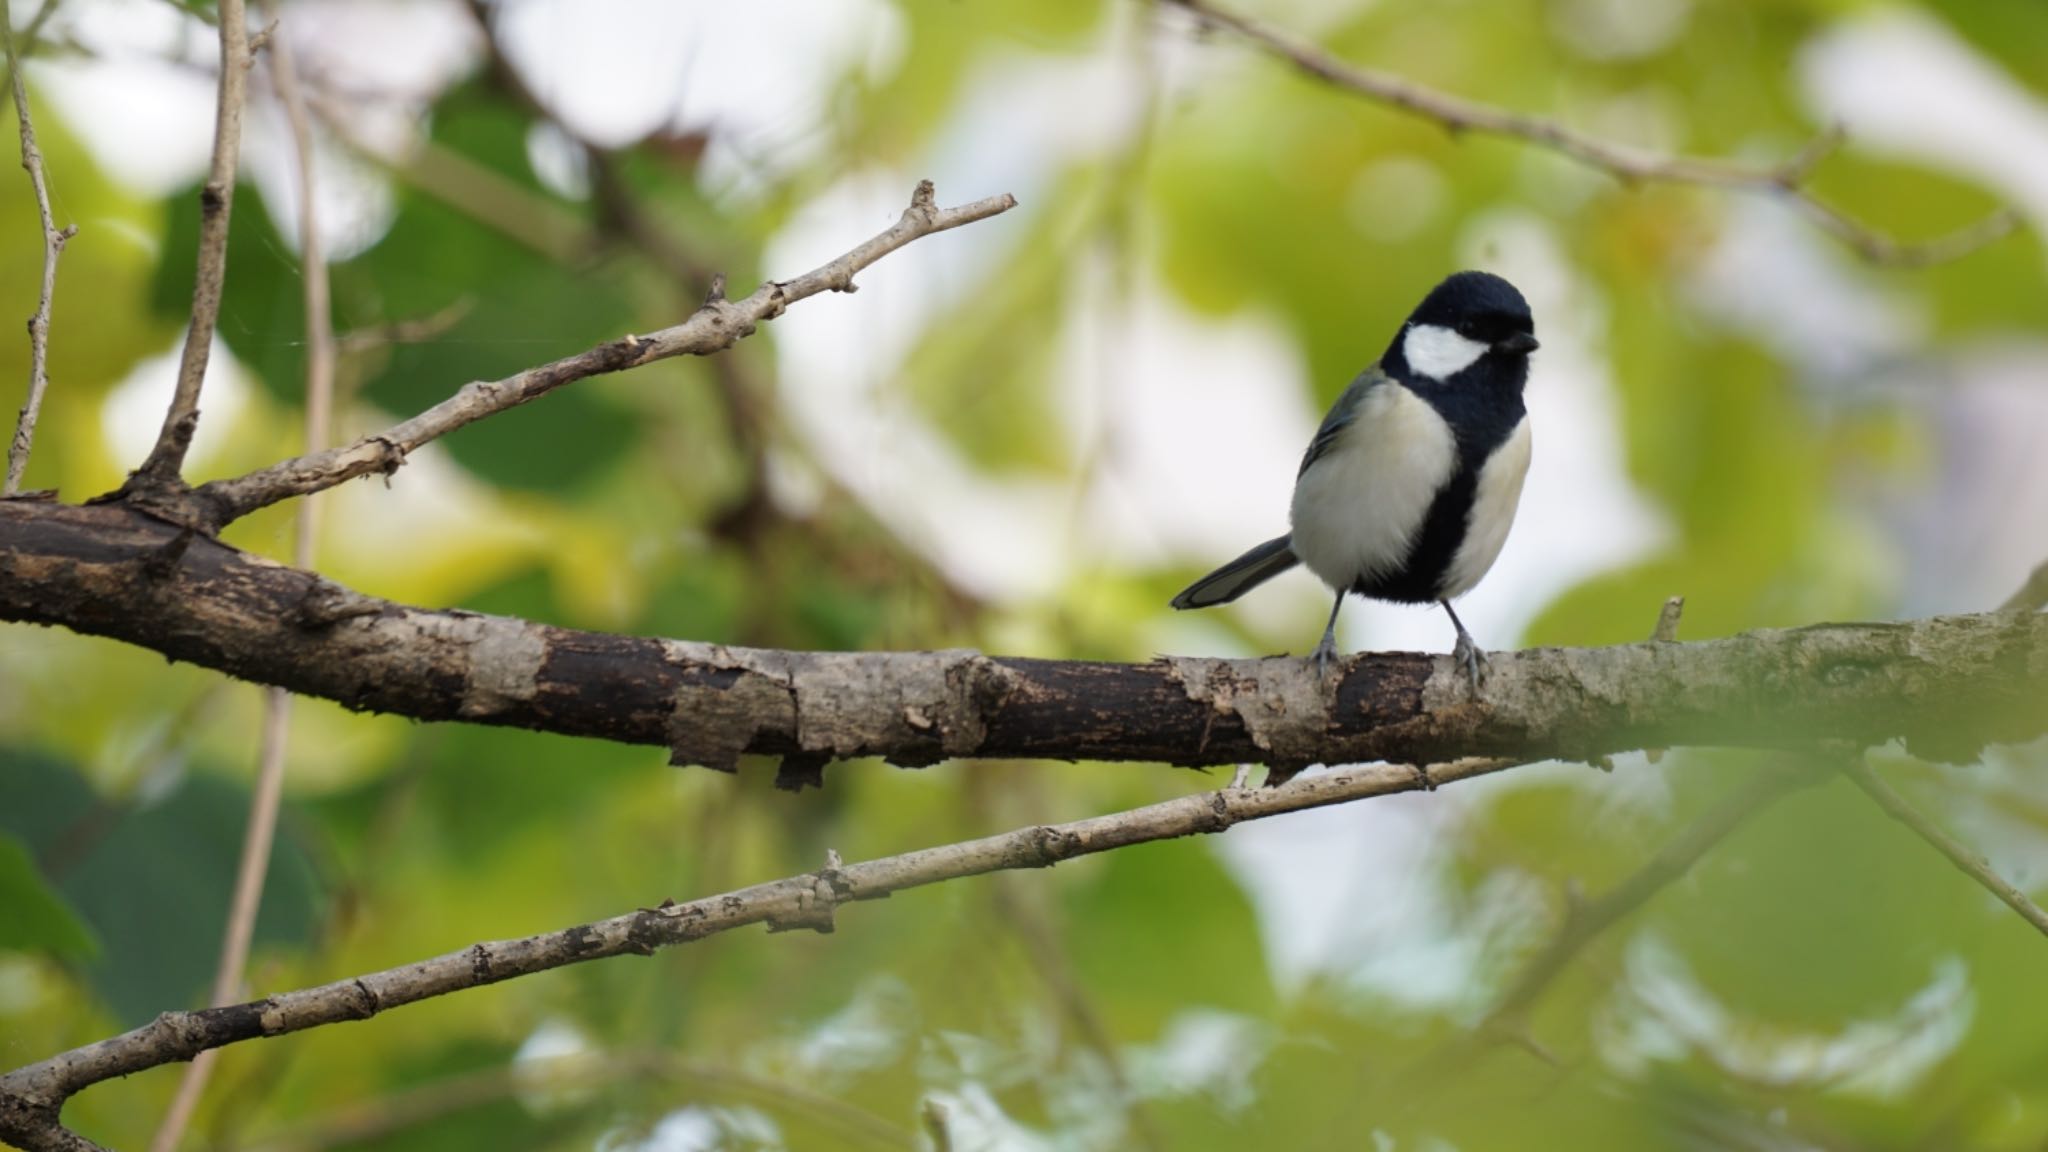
[3,500,2042,777]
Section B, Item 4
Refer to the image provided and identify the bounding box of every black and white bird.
[1171,270,1538,690]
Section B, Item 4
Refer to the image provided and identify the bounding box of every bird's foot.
[1451,629,1487,697]
[1410,763,1436,792]
[1311,633,1339,678]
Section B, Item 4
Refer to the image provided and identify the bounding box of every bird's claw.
[1311,635,1338,678]
[1451,630,1486,696]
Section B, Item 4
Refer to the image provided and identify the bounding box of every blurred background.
[2,0,2047,1148]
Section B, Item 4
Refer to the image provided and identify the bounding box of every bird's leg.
[1441,599,1485,695]
[1311,589,1346,677]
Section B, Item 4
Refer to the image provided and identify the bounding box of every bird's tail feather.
[1171,535,1299,609]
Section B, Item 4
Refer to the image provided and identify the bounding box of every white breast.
[1440,417,1532,599]
[1402,323,1487,381]
[1288,384,1457,593]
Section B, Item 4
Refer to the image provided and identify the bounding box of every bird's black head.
[1384,270,1538,387]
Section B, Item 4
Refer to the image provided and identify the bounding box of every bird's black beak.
[1496,332,1539,355]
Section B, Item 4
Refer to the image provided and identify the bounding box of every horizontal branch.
[124,181,1015,532]
[2,501,2043,782]
[1163,0,2021,267]
[0,755,1521,1152]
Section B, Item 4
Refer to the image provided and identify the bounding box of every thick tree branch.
[2,501,2044,781]
[162,181,1015,532]
[1162,0,2021,267]
[1846,763,2048,939]
[129,0,251,488]
[0,755,1521,1152]
[1,4,75,497]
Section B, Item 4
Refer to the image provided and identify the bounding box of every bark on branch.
[2,500,2042,785]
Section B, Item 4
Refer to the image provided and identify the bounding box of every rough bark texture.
[3,500,2041,783]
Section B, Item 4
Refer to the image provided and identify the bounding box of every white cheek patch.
[1402,323,1487,381]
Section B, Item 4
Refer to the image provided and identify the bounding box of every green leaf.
[0,750,324,1025]
[0,832,98,960]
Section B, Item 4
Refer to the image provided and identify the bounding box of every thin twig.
[182,180,1017,531]
[145,16,334,1151]
[333,300,472,357]
[1651,596,1685,644]
[1,5,75,497]
[0,756,1518,1152]
[1846,763,2048,939]
[1161,0,2021,267]
[129,0,251,488]
[145,694,290,1152]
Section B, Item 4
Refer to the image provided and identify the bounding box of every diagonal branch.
[1477,763,1821,1039]
[1,4,76,497]
[0,756,1517,1152]
[1846,763,2048,939]
[2,500,2045,778]
[128,0,251,488]
[1161,0,2022,267]
[164,181,1015,532]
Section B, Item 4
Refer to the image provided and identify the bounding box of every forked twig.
[1162,0,2021,267]
[1,3,75,496]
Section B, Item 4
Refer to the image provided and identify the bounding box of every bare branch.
[1846,763,2048,939]
[1,6,76,496]
[3,501,2045,777]
[0,756,1519,1152]
[1161,0,2021,267]
[129,0,252,488]
[147,15,336,1150]
[171,181,1016,531]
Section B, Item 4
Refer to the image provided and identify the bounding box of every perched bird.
[1171,270,1538,690]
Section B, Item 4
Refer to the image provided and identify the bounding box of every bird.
[1170,270,1538,692]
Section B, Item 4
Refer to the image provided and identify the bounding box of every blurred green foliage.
[3,1,2046,1150]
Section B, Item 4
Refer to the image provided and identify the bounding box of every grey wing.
[1297,363,1392,478]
